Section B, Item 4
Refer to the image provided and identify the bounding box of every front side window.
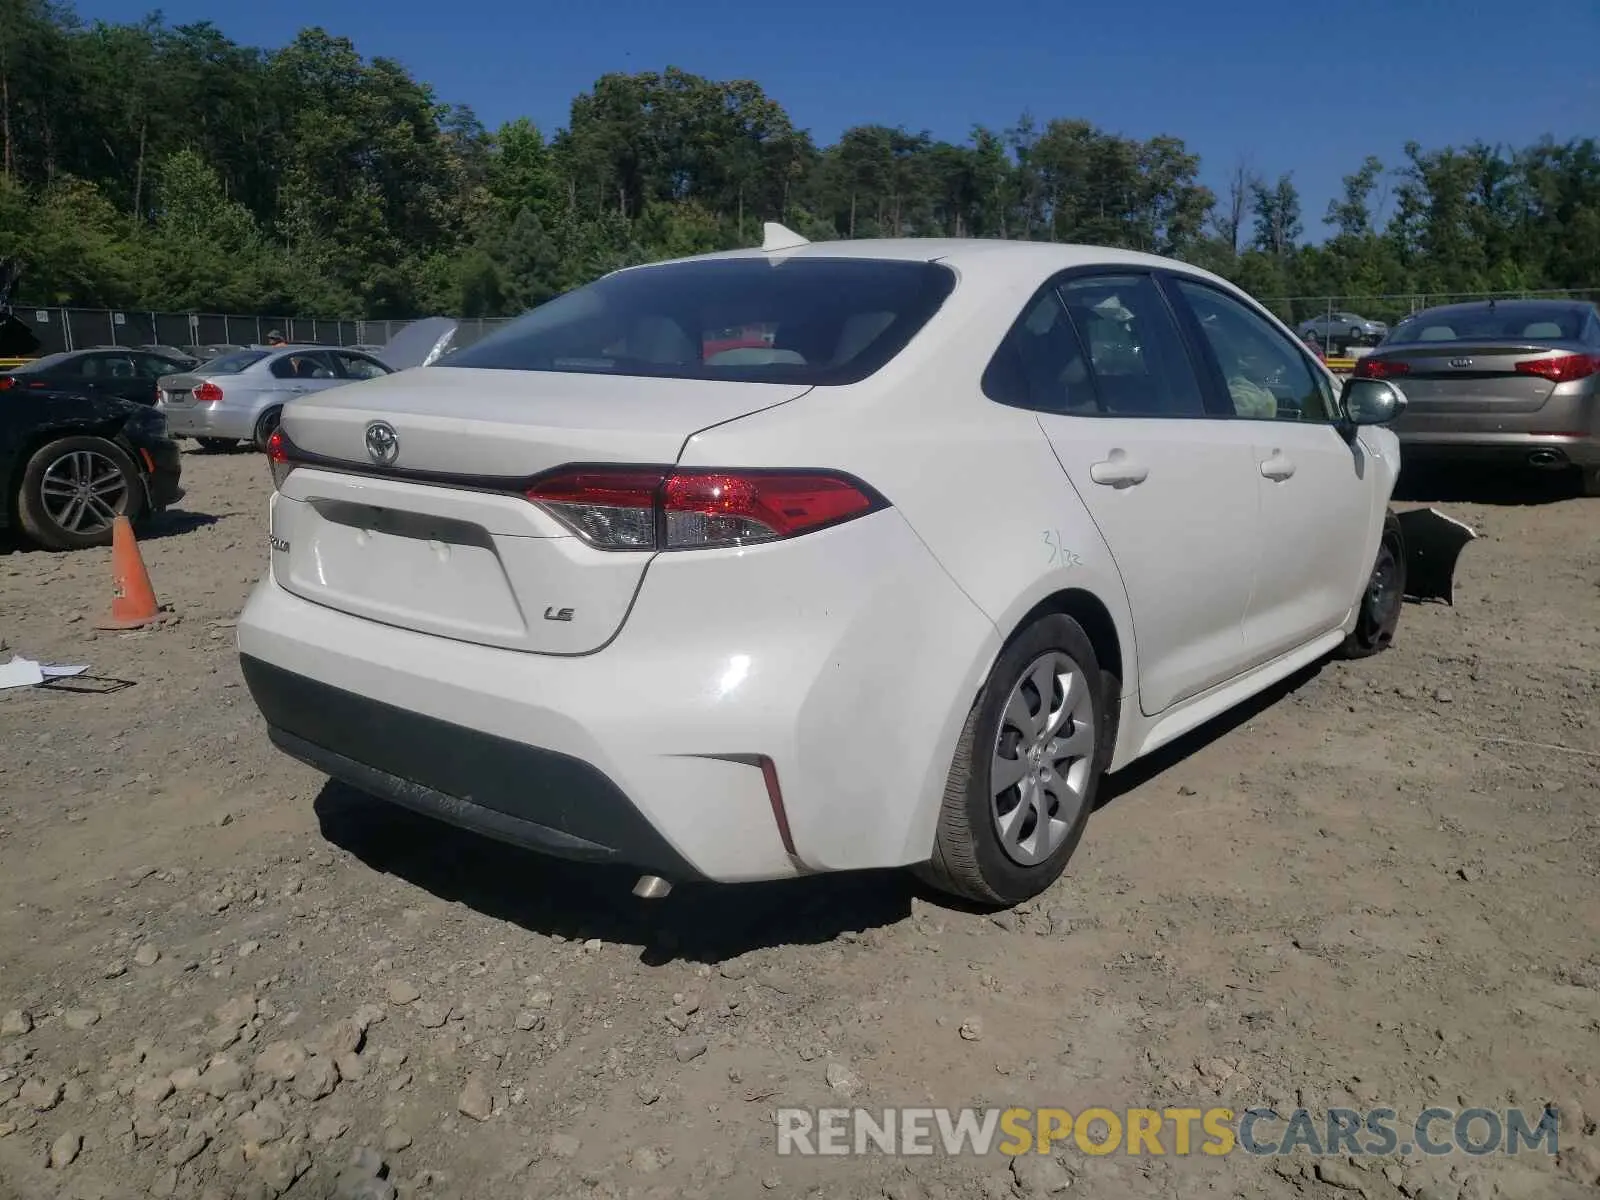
[1174,280,1333,422]
[271,353,335,380]
[335,353,389,380]
[133,353,182,379]
[1056,274,1206,417]
[445,257,957,386]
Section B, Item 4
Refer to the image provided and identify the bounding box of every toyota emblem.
[364,421,399,466]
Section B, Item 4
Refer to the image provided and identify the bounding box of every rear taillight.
[0,377,13,390]
[265,428,294,490]
[525,467,885,551]
[1514,353,1600,384]
[1353,357,1410,379]
[193,381,224,403]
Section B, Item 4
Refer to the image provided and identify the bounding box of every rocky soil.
[1,450,1597,1200]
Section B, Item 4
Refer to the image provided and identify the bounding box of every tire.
[253,406,283,452]
[196,437,238,453]
[16,435,144,552]
[1339,510,1405,658]
[916,614,1108,905]
[1349,326,1364,343]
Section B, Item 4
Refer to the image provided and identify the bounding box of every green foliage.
[1,1,1597,321]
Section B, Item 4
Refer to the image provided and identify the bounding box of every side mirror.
[1341,377,1407,426]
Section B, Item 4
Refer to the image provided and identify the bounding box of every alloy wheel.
[39,449,129,537]
[990,651,1097,867]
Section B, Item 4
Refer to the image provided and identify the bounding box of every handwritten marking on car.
[1042,530,1082,569]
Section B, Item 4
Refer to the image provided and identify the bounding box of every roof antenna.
[762,222,810,252]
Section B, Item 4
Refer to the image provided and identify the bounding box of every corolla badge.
[364,421,399,466]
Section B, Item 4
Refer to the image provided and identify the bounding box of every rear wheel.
[16,435,144,551]
[917,614,1107,905]
[1339,510,1405,658]
[253,406,283,452]
[196,437,237,453]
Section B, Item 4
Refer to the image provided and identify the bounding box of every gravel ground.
[1,449,1598,1200]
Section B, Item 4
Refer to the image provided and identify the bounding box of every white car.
[237,227,1411,906]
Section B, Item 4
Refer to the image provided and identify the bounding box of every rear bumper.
[242,655,703,879]
[158,401,257,441]
[1397,431,1600,468]
[236,509,1000,883]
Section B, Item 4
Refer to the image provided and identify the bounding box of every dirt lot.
[1,449,1597,1200]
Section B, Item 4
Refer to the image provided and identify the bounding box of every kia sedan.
[1361,299,1600,495]
[237,231,1410,905]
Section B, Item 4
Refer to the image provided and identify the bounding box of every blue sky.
[78,0,1600,238]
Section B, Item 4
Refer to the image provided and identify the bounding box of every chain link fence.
[1258,287,1600,329]
[13,287,1600,360]
[13,306,515,358]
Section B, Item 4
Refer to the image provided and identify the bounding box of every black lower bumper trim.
[241,654,700,880]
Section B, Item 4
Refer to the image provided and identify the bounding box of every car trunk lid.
[1371,342,1579,417]
[157,372,208,406]
[270,367,811,654]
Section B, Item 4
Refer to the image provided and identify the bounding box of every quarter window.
[1056,275,1206,417]
[1172,280,1334,422]
[982,290,1101,414]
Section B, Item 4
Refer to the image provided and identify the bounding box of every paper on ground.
[0,656,91,690]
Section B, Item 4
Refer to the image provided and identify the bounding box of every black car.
[1,385,183,550]
[0,347,198,408]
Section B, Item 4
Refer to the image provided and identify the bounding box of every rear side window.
[445,257,957,385]
[1056,274,1206,417]
[203,351,269,375]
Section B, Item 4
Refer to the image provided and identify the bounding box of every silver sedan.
[156,346,393,451]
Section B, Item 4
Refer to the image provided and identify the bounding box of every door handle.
[1259,453,1296,481]
[1089,456,1150,488]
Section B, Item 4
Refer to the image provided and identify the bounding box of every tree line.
[2,0,1597,324]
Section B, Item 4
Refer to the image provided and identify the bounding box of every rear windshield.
[14,352,73,374]
[201,350,269,374]
[1387,306,1585,344]
[444,257,958,385]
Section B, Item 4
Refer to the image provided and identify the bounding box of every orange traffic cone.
[94,515,163,630]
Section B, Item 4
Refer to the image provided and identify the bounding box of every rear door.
[1026,270,1261,716]
[1166,276,1372,665]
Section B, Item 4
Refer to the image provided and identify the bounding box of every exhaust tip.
[1527,449,1565,469]
[632,875,673,899]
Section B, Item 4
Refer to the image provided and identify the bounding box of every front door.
[1166,277,1373,666]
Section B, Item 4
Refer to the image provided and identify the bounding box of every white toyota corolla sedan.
[238,227,1412,906]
